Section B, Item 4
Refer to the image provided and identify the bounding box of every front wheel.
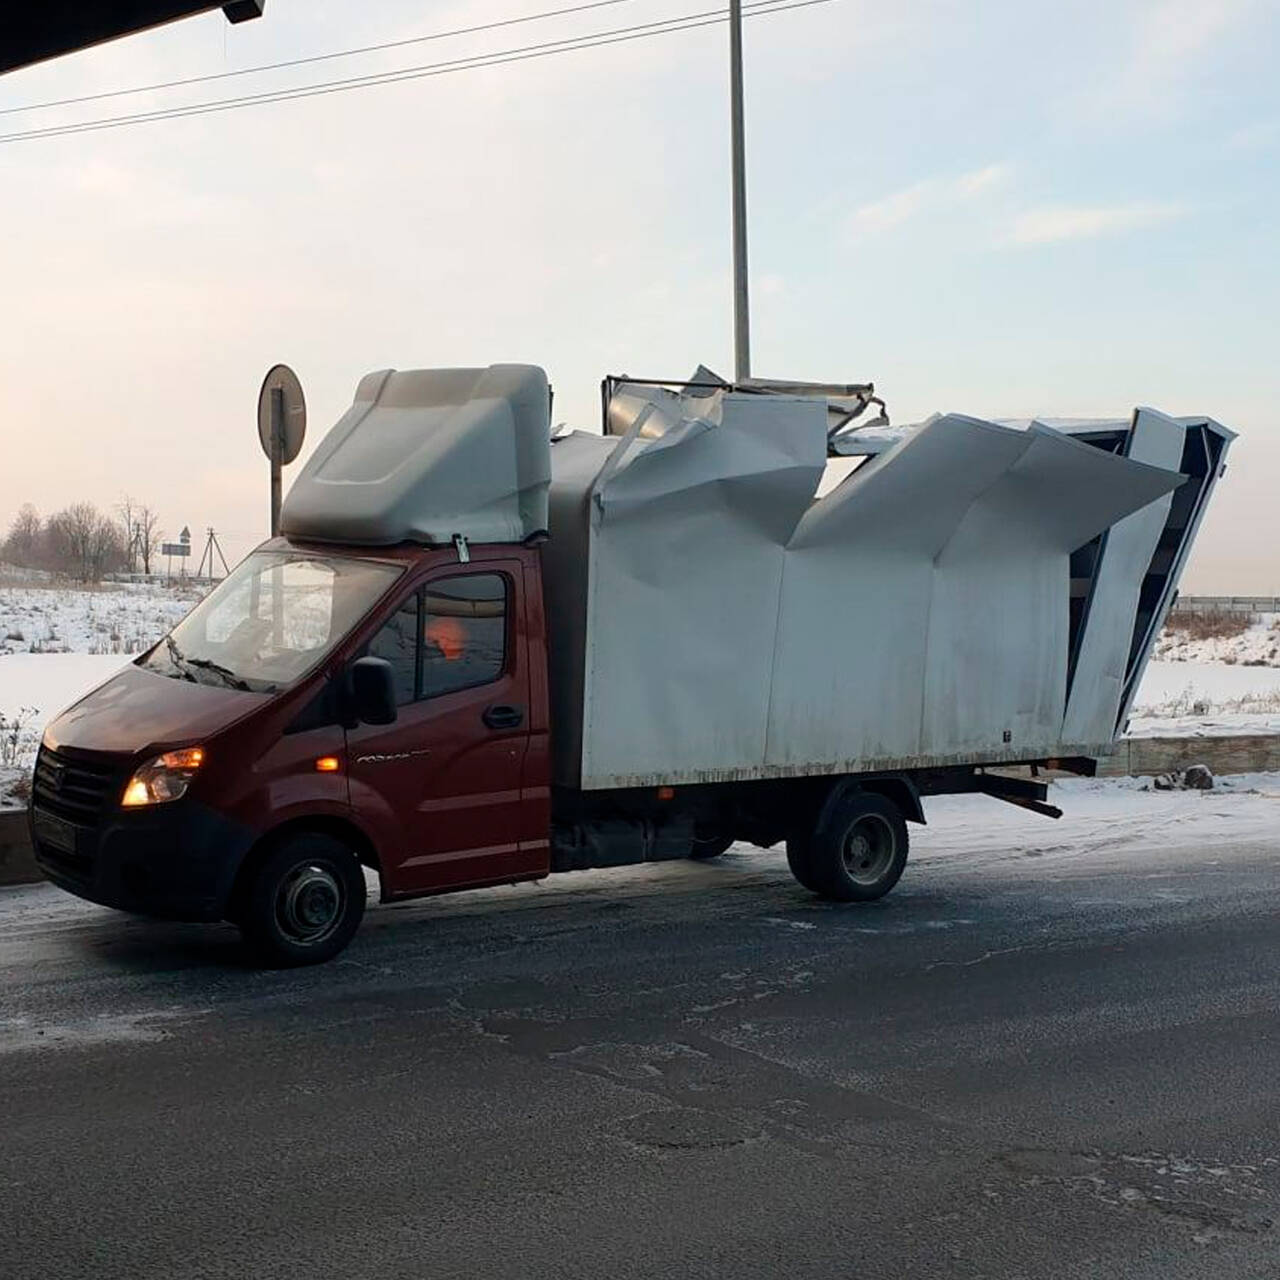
[792,791,908,902]
[237,833,367,967]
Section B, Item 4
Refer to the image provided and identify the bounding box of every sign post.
[257,364,307,537]
[161,527,192,582]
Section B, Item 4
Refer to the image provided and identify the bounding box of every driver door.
[346,564,541,897]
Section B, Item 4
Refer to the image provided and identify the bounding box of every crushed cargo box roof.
[543,376,1228,790]
[280,364,552,547]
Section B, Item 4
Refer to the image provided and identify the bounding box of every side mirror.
[351,656,398,726]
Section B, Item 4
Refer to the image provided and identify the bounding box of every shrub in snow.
[0,706,38,769]
[1151,766,1214,791]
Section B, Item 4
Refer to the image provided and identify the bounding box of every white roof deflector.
[280,364,552,547]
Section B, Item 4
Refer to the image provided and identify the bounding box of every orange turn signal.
[656,785,675,801]
[314,756,342,773]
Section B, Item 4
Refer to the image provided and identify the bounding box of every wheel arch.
[226,814,382,921]
[813,773,924,832]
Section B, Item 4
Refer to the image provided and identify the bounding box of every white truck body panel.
[545,382,1232,790]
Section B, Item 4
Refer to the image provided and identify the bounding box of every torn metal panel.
[767,415,1182,770]
[1115,416,1235,730]
[1062,408,1185,745]
[922,421,1183,756]
[281,365,551,547]
[549,376,1215,790]
[574,391,827,787]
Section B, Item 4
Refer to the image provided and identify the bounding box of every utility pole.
[729,0,751,383]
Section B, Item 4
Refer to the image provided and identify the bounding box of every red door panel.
[346,563,543,897]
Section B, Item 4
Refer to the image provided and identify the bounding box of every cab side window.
[366,595,419,705]
[423,574,507,698]
[365,574,508,706]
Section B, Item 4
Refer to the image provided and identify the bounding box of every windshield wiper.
[184,656,254,692]
[164,636,198,683]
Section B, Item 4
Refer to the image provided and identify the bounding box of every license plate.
[33,810,78,856]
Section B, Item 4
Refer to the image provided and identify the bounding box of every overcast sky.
[1,0,1276,587]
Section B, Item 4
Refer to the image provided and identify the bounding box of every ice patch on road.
[0,1007,204,1055]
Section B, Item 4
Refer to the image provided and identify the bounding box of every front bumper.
[31,801,256,922]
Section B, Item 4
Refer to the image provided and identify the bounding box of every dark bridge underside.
[2,2,264,75]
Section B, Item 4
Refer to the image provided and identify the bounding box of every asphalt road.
[2,799,1279,1279]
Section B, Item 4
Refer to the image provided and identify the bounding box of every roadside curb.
[2,733,1278,890]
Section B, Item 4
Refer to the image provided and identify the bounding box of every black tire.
[237,833,366,967]
[800,791,908,902]
[689,833,734,860]
[785,833,823,893]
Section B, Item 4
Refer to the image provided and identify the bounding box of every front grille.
[32,746,126,824]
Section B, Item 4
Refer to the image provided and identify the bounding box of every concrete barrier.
[0,810,40,888]
[1170,596,1280,616]
[1096,735,1280,778]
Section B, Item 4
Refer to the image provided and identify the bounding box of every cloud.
[1008,202,1185,245]
[1228,118,1280,150]
[1064,0,1261,124]
[955,163,1010,197]
[848,163,1010,239]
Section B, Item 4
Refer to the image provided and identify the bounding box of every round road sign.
[257,364,307,464]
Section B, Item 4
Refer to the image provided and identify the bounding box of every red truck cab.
[34,538,553,963]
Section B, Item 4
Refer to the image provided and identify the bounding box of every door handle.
[482,704,524,730]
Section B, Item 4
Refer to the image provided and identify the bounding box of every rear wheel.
[237,833,366,967]
[792,791,908,902]
[785,834,822,892]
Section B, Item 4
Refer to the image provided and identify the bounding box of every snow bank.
[915,771,1280,869]
[1153,612,1280,667]
[1129,659,1280,737]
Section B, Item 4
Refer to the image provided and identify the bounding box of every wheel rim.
[841,814,896,886]
[275,862,344,945]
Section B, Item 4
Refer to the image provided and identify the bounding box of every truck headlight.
[121,747,206,807]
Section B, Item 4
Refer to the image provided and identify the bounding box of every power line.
[0,0,838,146]
[2,0,809,139]
[0,0,648,118]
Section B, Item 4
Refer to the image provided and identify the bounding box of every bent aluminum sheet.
[281,365,551,546]
[547,386,1204,790]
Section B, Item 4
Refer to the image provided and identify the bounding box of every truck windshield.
[140,550,403,694]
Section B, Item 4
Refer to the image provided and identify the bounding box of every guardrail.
[1171,596,1280,615]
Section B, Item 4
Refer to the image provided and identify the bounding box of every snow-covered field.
[1154,612,1280,666]
[1128,659,1280,738]
[0,584,204,807]
[0,584,200,657]
[2,585,1280,809]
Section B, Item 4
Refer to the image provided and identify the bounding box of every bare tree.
[3,504,43,568]
[116,495,139,574]
[137,504,163,576]
[46,503,127,582]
